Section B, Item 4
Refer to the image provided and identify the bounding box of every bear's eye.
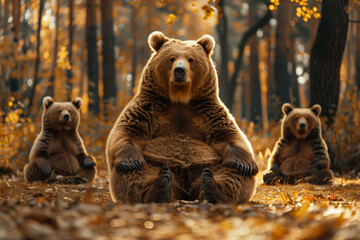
[170,57,175,62]
[188,58,194,63]
[58,110,62,113]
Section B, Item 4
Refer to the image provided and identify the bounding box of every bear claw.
[116,160,142,172]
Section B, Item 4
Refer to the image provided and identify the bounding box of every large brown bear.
[106,31,258,204]
[24,96,96,184]
[263,103,334,185]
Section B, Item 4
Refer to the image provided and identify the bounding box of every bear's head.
[42,96,83,131]
[143,31,217,104]
[281,103,322,139]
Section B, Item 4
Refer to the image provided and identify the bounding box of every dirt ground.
[1,166,360,240]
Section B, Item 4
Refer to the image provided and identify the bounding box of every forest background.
[2,0,360,239]
[1,0,359,176]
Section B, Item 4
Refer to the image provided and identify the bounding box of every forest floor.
[1,165,360,240]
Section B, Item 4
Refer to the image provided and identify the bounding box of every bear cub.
[24,96,96,184]
[263,103,334,185]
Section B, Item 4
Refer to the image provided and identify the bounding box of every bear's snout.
[174,66,186,82]
[299,122,306,130]
[63,113,70,122]
[60,110,71,123]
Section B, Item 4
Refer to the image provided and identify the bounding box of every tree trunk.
[86,0,100,114]
[130,6,137,94]
[227,8,272,111]
[11,0,20,42]
[27,0,45,113]
[48,0,60,98]
[67,0,74,100]
[309,0,349,125]
[274,0,290,119]
[289,36,299,107]
[216,0,229,105]
[101,0,117,106]
[356,7,360,91]
[2,0,9,35]
[249,0,262,124]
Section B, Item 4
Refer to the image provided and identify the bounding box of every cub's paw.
[84,155,97,168]
[55,176,88,185]
[222,145,258,176]
[263,171,277,185]
[305,175,333,185]
[153,165,172,203]
[202,168,224,204]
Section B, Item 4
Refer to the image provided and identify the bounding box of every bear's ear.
[43,96,54,109]
[197,35,215,56]
[72,97,83,109]
[282,103,294,115]
[148,31,169,52]
[311,104,321,116]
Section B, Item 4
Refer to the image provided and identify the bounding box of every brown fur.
[263,103,334,185]
[24,97,96,184]
[106,31,258,204]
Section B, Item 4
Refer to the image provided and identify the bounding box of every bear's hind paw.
[153,165,172,203]
[202,168,224,204]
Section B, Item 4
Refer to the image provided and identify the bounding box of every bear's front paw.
[55,176,88,185]
[115,158,143,172]
[84,155,96,168]
[222,157,258,176]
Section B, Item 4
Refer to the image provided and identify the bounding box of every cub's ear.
[311,104,321,116]
[197,34,215,56]
[43,96,54,109]
[282,103,294,115]
[148,31,169,52]
[72,97,83,109]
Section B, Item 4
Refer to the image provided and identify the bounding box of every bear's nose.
[299,122,306,130]
[63,113,70,122]
[174,66,186,80]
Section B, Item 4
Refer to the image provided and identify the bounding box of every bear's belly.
[142,134,221,168]
[279,140,313,163]
[49,153,80,176]
[280,157,311,176]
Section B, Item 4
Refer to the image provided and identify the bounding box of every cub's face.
[147,31,215,104]
[42,96,83,131]
[282,103,321,139]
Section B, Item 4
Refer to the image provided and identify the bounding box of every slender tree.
[289,35,300,107]
[11,0,20,42]
[67,0,74,100]
[274,0,291,119]
[249,0,262,124]
[216,0,229,103]
[310,0,349,125]
[130,5,138,94]
[85,0,100,114]
[101,0,117,106]
[27,0,45,112]
[48,0,60,97]
[226,3,272,111]
[356,7,360,91]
